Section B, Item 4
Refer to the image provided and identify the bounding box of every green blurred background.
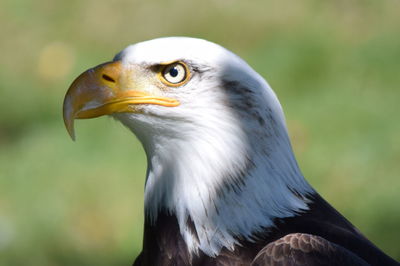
[1,0,399,265]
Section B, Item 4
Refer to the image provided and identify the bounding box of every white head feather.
[113,37,314,256]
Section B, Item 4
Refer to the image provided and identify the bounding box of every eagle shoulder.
[251,233,369,266]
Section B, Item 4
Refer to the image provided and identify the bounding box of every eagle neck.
[139,113,313,256]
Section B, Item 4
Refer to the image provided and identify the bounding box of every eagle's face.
[63,37,272,144]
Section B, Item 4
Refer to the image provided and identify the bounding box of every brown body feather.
[133,194,398,266]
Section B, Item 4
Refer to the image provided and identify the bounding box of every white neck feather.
[116,77,313,256]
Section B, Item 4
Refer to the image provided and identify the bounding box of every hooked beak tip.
[63,98,76,141]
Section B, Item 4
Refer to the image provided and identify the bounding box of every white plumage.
[112,37,313,256]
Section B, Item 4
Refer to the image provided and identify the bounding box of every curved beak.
[63,61,179,140]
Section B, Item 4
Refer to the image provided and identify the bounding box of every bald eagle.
[63,37,398,266]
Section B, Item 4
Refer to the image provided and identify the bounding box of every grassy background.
[1,0,399,265]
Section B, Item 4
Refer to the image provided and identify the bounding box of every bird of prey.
[63,37,399,266]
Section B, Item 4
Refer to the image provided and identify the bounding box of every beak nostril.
[102,74,116,83]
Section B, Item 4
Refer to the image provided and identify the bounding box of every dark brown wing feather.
[133,195,399,265]
[251,233,369,266]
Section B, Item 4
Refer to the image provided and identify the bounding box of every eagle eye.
[160,62,190,86]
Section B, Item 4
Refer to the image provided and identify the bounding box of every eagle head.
[63,37,312,256]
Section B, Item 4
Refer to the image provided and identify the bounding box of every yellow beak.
[63,61,179,140]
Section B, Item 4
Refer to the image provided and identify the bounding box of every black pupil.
[169,66,179,77]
